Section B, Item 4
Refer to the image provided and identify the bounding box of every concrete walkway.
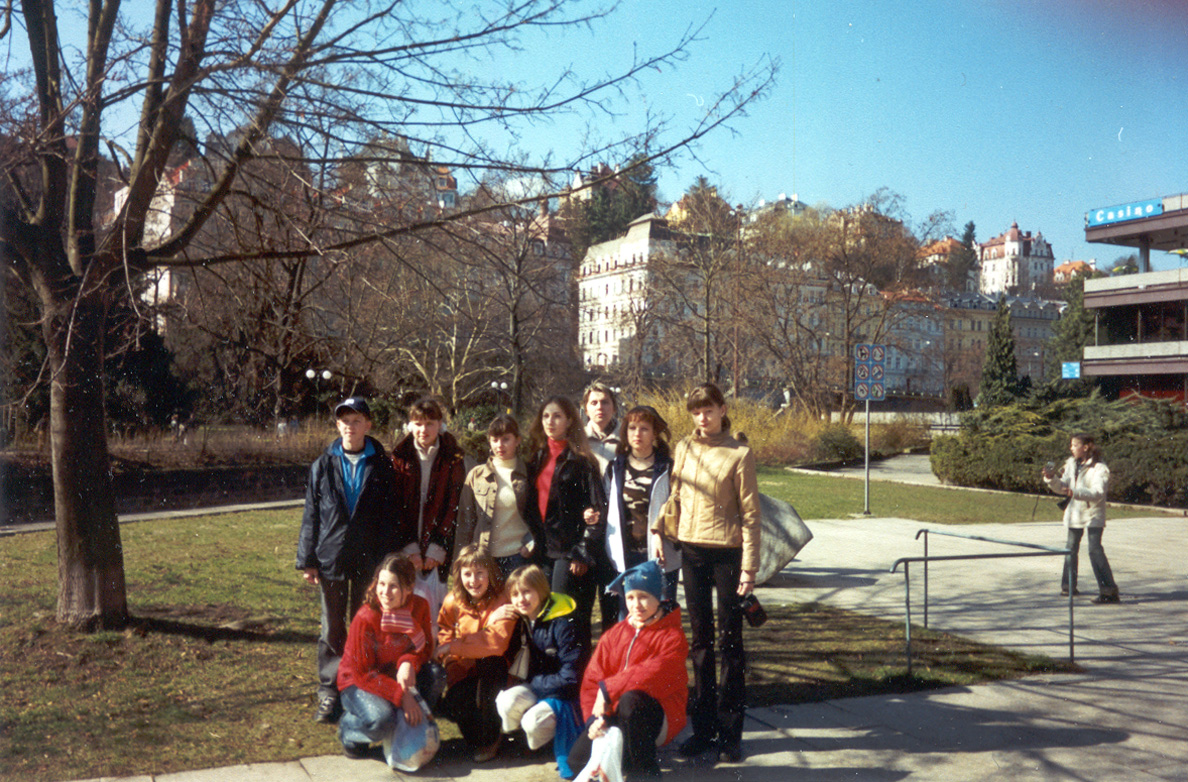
[66,455,1188,781]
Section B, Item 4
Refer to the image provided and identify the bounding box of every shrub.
[871,417,930,454]
[810,423,863,463]
[931,393,1188,508]
[634,387,817,465]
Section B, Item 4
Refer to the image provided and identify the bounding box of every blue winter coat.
[295,435,396,581]
[514,592,588,701]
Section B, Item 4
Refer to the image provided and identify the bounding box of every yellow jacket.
[658,430,761,573]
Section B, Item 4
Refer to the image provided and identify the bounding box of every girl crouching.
[336,553,439,771]
[494,564,589,778]
[433,544,517,761]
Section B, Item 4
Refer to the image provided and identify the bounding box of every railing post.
[1068,552,1076,663]
[922,530,929,629]
[903,561,913,675]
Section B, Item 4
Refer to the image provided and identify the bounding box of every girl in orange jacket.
[433,544,516,761]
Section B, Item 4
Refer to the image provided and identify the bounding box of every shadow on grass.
[131,604,316,644]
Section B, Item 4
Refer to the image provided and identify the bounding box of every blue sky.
[483,0,1188,270]
[15,1,1187,269]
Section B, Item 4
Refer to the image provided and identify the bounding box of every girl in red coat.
[336,553,436,768]
[571,559,688,780]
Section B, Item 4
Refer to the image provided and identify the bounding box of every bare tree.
[0,0,776,628]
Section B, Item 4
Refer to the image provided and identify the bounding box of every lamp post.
[491,381,510,414]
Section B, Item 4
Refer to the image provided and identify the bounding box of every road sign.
[1062,362,1081,379]
[854,343,886,402]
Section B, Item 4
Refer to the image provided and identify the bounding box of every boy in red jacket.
[572,560,687,780]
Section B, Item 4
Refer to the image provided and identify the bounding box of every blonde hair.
[449,543,504,608]
[505,564,551,606]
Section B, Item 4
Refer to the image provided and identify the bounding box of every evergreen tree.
[947,220,977,291]
[1047,273,1095,380]
[977,296,1020,407]
[562,155,659,261]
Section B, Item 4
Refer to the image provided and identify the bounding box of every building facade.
[1081,268,1188,403]
[978,221,1054,295]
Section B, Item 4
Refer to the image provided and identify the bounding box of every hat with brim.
[334,397,371,418]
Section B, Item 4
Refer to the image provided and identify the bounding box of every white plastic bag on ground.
[383,689,440,772]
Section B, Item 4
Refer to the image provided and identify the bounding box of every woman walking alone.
[1042,433,1120,604]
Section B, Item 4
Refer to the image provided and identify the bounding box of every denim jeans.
[1062,527,1118,595]
[339,666,442,749]
[339,686,397,748]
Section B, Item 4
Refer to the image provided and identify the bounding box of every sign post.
[854,344,886,516]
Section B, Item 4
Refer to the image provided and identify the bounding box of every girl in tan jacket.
[658,383,760,765]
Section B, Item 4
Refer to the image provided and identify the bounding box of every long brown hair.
[363,553,417,611]
[527,395,595,463]
[1071,432,1103,464]
[448,544,504,609]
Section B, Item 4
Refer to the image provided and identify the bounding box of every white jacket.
[1045,456,1109,529]
[603,456,680,574]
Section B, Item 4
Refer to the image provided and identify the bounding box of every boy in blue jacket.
[296,397,397,724]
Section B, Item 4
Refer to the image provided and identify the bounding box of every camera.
[739,593,767,628]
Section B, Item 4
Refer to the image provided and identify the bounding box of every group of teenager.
[295,382,761,778]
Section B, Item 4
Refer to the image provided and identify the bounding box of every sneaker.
[1092,593,1120,604]
[678,733,717,758]
[474,737,501,762]
[342,742,369,760]
[314,693,339,723]
[1059,588,1080,597]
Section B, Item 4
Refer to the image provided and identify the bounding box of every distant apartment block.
[578,214,675,370]
[978,221,1054,295]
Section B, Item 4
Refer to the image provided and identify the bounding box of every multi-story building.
[577,214,675,370]
[1081,268,1188,402]
[978,221,1054,295]
[1053,259,1096,285]
[881,291,945,396]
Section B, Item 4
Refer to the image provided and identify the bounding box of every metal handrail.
[889,528,1074,674]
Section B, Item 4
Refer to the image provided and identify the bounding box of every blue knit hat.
[606,559,663,602]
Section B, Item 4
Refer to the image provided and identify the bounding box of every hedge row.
[931,429,1188,508]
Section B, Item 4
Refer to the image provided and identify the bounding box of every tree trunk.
[43,284,129,630]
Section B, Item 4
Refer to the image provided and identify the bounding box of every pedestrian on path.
[1042,432,1120,604]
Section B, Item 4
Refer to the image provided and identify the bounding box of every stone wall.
[1,463,308,525]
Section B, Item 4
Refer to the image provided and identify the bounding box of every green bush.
[931,393,1188,508]
[811,423,863,463]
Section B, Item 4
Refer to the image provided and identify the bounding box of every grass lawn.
[758,465,1177,523]
[1,477,1090,781]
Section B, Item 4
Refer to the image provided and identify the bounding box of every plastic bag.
[414,569,447,637]
[383,689,440,772]
[574,725,624,782]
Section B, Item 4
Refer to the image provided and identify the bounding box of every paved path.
[63,455,1188,780]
